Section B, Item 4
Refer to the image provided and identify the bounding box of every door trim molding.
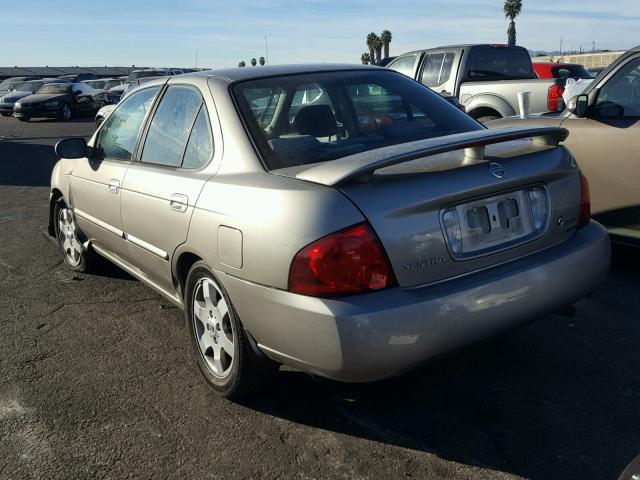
[125,233,169,260]
[74,208,124,238]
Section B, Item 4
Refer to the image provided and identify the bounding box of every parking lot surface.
[0,115,639,480]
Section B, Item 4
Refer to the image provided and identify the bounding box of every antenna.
[195,50,198,69]
[265,35,269,64]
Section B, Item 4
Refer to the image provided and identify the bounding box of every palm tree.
[381,30,392,59]
[374,37,383,64]
[259,56,266,66]
[503,0,522,46]
[366,32,379,65]
[361,52,371,65]
[238,61,246,67]
[251,58,257,66]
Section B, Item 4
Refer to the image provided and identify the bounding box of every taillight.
[288,223,397,297]
[548,84,565,112]
[578,172,591,228]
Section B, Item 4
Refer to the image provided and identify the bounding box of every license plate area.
[441,187,549,260]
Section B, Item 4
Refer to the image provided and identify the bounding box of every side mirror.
[574,94,589,118]
[54,137,87,159]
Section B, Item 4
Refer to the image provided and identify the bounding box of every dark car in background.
[14,82,102,121]
[83,78,124,103]
[0,76,40,95]
[0,78,68,116]
[58,73,98,83]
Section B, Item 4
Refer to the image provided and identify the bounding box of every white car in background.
[96,77,168,126]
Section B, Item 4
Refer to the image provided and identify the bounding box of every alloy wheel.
[62,104,71,121]
[192,278,235,378]
[57,207,82,266]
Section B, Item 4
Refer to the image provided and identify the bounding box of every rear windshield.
[466,46,535,81]
[129,70,165,81]
[14,81,43,92]
[552,65,592,80]
[232,70,482,170]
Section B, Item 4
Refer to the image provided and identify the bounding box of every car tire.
[60,103,72,121]
[17,116,29,122]
[54,198,93,272]
[1,112,11,117]
[185,261,277,399]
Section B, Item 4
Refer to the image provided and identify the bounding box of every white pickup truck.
[387,44,566,122]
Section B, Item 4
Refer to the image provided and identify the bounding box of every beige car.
[488,46,640,247]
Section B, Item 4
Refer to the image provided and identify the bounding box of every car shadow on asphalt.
[241,254,640,480]
[0,139,73,187]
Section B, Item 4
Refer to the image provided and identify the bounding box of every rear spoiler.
[281,127,568,187]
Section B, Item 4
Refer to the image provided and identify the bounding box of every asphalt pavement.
[0,114,638,480]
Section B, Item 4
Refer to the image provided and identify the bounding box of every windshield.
[3,81,22,91]
[466,46,535,80]
[232,70,482,170]
[14,81,42,92]
[0,79,19,89]
[86,80,106,89]
[104,79,121,89]
[37,84,70,94]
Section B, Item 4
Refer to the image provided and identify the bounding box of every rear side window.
[182,108,214,169]
[94,87,160,161]
[387,55,418,77]
[466,46,534,80]
[141,85,203,167]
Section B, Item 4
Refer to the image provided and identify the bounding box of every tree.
[361,52,371,65]
[238,61,246,67]
[374,36,383,64]
[381,30,392,59]
[366,32,379,66]
[251,58,257,66]
[503,0,522,46]
[259,56,266,66]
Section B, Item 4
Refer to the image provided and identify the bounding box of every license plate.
[454,190,535,255]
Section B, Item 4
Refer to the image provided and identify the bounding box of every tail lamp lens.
[548,84,565,112]
[288,223,397,297]
[578,172,591,228]
[442,209,463,255]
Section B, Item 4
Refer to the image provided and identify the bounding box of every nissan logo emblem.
[489,162,506,179]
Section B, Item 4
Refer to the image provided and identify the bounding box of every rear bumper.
[223,221,610,382]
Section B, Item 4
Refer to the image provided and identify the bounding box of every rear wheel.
[59,103,72,121]
[185,261,276,399]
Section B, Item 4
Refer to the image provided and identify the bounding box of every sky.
[0,0,638,68]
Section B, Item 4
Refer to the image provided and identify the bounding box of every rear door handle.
[108,179,120,194]
[170,193,188,212]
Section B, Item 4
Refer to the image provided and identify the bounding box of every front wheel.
[185,261,276,399]
[59,103,72,121]
[54,199,92,272]
[1,112,11,117]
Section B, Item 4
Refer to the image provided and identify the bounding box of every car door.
[560,55,640,235]
[71,86,160,255]
[120,84,214,293]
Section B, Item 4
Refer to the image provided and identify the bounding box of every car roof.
[397,44,520,55]
[179,63,381,84]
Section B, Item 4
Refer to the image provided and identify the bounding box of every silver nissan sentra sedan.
[49,65,610,398]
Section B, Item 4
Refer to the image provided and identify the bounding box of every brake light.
[289,223,397,297]
[577,172,591,228]
[548,84,565,112]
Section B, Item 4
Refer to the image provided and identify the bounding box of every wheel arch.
[48,188,64,236]
[174,251,203,300]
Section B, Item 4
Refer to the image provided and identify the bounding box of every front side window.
[94,87,160,161]
[594,57,640,117]
[140,85,203,167]
[233,70,481,170]
[387,55,418,78]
